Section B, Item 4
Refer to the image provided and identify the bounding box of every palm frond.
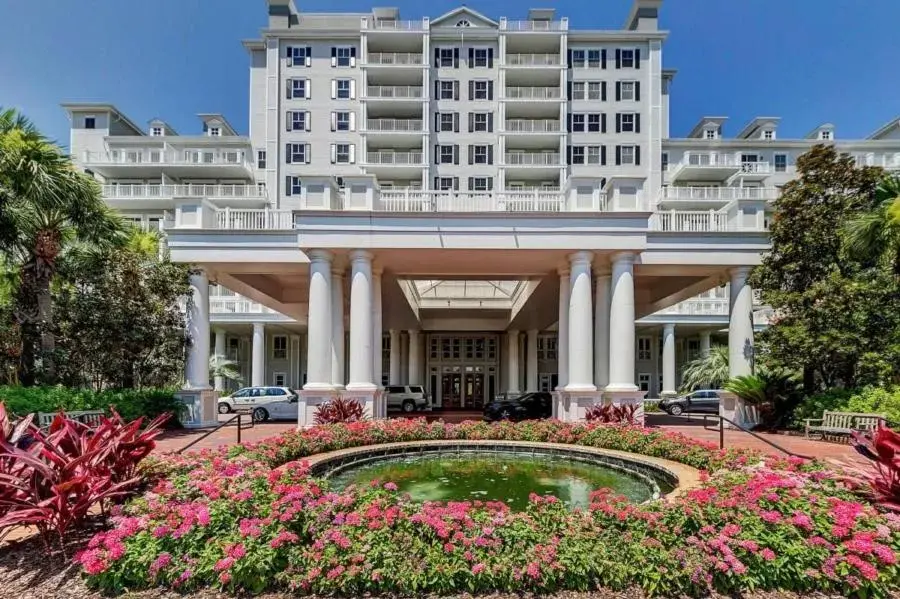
[680,345,730,391]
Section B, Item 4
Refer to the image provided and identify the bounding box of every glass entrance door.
[464,372,485,408]
[441,372,462,408]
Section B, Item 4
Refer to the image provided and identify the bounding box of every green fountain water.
[329,452,662,510]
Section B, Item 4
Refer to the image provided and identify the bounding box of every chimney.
[625,0,662,31]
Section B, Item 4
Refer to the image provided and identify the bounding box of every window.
[289,110,306,131]
[588,114,602,132]
[335,46,353,67]
[571,49,586,67]
[620,81,636,101]
[439,80,455,99]
[571,146,585,164]
[335,111,351,131]
[470,177,490,191]
[571,114,585,132]
[587,49,602,67]
[440,48,454,67]
[335,79,351,99]
[586,146,602,164]
[288,46,310,67]
[620,145,636,165]
[661,152,669,171]
[437,177,454,191]
[273,336,287,360]
[473,113,488,132]
[620,49,635,68]
[473,80,488,100]
[705,129,717,140]
[84,116,96,129]
[456,19,471,27]
[290,78,307,99]
[439,145,454,164]
[473,145,488,164]
[439,113,455,132]
[588,82,603,100]
[209,127,221,136]
[774,154,787,172]
[473,48,488,67]
[335,143,351,163]
[150,126,163,136]
[638,373,651,393]
[288,143,306,163]
[273,373,287,386]
[257,150,266,169]
[288,176,302,195]
[763,130,774,140]
[637,337,651,361]
[820,130,831,140]
[620,113,635,132]
[571,81,585,100]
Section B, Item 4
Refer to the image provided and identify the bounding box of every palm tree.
[845,175,900,274]
[210,354,244,386]
[0,108,125,385]
[680,345,730,391]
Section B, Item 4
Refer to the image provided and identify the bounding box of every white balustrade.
[681,152,736,167]
[504,119,561,133]
[368,19,425,30]
[739,161,771,174]
[83,149,251,167]
[209,297,277,315]
[503,20,565,31]
[504,86,561,99]
[215,209,294,230]
[856,154,900,169]
[659,186,779,202]
[655,298,729,316]
[364,119,424,132]
[652,210,730,232]
[102,184,266,200]
[376,191,564,213]
[365,85,423,99]
[504,152,561,166]
[366,52,424,65]
[505,53,562,66]
[365,151,423,165]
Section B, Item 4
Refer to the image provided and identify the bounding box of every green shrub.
[791,388,855,426]
[844,386,900,424]
[0,386,182,425]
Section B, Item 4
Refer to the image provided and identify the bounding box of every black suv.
[483,392,553,422]
[659,390,721,415]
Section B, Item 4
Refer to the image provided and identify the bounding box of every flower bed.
[78,419,900,597]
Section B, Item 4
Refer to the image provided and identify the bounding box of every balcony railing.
[656,298,729,317]
[651,210,730,232]
[364,118,424,132]
[366,52,424,65]
[216,208,294,230]
[505,53,561,66]
[738,161,771,174]
[503,20,565,31]
[209,296,278,315]
[505,119,561,133]
[504,86,561,100]
[365,85,423,99]
[365,151,424,165]
[377,190,564,212]
[102,184,266,200]
[659,187,779,202]
[367,19,425,30]
[83,150,250,167]
[856,154,900,170]
[504,152,561,166]
[678,152,737,168]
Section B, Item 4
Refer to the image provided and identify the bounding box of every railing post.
[264,206,270,229]
[224,207,231,230]
[719,416,724,450]
[237,413,242,444]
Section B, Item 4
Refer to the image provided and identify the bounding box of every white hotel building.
[62,0,900,426]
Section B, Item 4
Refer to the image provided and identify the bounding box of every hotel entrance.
[427,334,499,409]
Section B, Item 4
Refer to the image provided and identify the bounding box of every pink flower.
[214,557,234,572]
[760,548,776,561]
[760,510,781,523]
[525,562,540,579]
[218,571,232,585]
[472,563,486,575]
[791,512,813,530]
[384,482,398,491]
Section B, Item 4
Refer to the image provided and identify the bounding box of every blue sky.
[2,0,898,147]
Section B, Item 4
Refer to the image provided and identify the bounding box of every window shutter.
[635,82,641,102]
[601,145,607,166]
[488,177,493,191]
[349,112,356,131]
[453,177,459,191]
[350,47,357,67]
[305,144,311,163]
[602,113,607,134]
[488,48,494,68]
[488,81,494,100]
[433,177,439,190]
[635,114,641,133]
[566,145,571,164]
[434,48,440,67]
[566,114,572,133]
[285,143,292,164]
[286,46,293,64]
[567,82,572,101]
[305,111,311,131]
[286,111,292,132]
[349,144,355,164]
[305,79,311,99]
[566,49,572,69]
[602,49,607,69]
[635,145,641,165]
[434,80,439,98]
[468,48,474,68]
[454,80,460,100]
[488,145,493,165]
[434,112,440,131]
[468,146,473,165]
[330,112,336,131]
[615,49,621,69]
[453,47,459,68]
[616,82,621,102]
[616,114,621,133]
[331,47,337,67]
[434,145,440,163]
[350,80,356,99]
[468,81,474,101]
[602,81,607,102]
[306,47,312,67]
[454,113,459,133]
[488,113,494,132]
[454,145,459,165]
[468,177,474,191]
[468,113,474,133]
[615,145,622,166]
[330,144,337,164]
[286,80,292,100]
[285,176,292,196]
[635,48,641,69]
[331,80,337,100]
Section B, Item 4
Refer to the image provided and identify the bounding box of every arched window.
[456,19,471,27]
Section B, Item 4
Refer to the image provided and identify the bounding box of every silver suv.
[384,385,428,413]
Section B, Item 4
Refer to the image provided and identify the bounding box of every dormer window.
[820,130,831,140]
[84,116,96,129]
[456,19,471,27]
[209,127,221,137]
[763,130,774,140]
[150,126,163,137]
[704,129,717,140]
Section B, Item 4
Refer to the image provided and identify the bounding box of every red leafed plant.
[849,424,900,512]
[584,403,638,425]
[0,402,169,547]
[314,397,366,425]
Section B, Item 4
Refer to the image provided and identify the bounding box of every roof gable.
[431,6,498,28]
[868,117,900,140]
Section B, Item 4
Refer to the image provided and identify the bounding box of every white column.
[251,322,265,387]
[185,271,211,389]
[662,323,676,396]
[372,269,383,387]
[566,252,595,391]
[526,329,538,391]
[304,250,333,390]
[556,268,569,389]
[729,267,754,377]
[700,330,711,357]
[400,332,409,382]
[507,331,520,394]
[607,252,638,391]
[593,267,611,389]
[347,250,375,390]
[408,330,421,385]
[213,329,226,391]
[389,329,401,385]
[331,269,345,388]
[290,334,301,388]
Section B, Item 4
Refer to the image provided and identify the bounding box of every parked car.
[659,389,721,416]
[384,385,429,413]
[483,391,552,422]
[217,386,299,422]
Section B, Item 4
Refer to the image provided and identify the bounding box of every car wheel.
[217,403,232,414]
[401,400,416,413]
[252,407,269,423]
[668,404,684,416]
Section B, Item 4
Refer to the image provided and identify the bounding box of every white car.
[217,386,299,422]
[384,385,429,413]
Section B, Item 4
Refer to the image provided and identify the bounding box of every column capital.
[349,249,373,263]
[331,266,345,277]
[610,251,637,266]
[567,251,594,267]
[372,265,384,277]
[308,249,334,263]
[213,327,226,335]
[557,266,570,277]
[593,264,612,277]
[507,329,520,336]
[663,322,675,333]
[729,266,753,281]
[252,321,265,331]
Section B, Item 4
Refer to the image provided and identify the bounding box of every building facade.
[62,0,900,425]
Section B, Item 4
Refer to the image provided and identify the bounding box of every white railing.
[365,118,424,132]
[83,150,250,167]
[652,210,730,232]
[377,191,564,213]
[366,52,424,65]
[505,53,561,66]
[365,151,423,165]
[504,86,561,100]
[210,297,278,315]
[739,161,771,174]
[504,20,565,31]
[505,119,561,133]
[369,19,425,30]
[504,152,561,166]
[365,85,423,99]
[856,154,900,170]
[679,152,737,168]
[215,208,293,230]
[659,187,779,202]
[102,184,266,200]
[656,298,729,317]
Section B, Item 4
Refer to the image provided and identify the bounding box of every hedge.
[0,386,183,425]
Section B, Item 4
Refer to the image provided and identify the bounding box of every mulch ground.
[0,521,842,599]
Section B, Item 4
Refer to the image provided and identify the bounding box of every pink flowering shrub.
[77,420,900,596]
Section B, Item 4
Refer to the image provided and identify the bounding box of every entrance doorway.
[440,367,488,409]
[428,334,500,409]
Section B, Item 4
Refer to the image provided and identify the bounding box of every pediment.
[431,6,498,29]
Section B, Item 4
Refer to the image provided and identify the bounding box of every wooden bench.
[36,410,105,429]
[805,411,885,439]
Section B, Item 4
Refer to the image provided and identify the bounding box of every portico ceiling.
[414,280,524,301]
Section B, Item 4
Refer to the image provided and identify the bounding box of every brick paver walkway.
[154,411,869,471]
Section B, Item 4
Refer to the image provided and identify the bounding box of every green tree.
[210,354,244,386]
[679,345,730,391]
[751,145,900,391]
[845,175,900,274]
[0,108,125,385]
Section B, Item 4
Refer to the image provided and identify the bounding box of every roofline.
[242,39,265,52]
[804,122,835,139]
[735,117,781,140]
[431,6,498,27]
[60,103,144,135]
[197,113,240,136]
[867,116,900,140]
[686,116,728,139]
[662,138,900,148]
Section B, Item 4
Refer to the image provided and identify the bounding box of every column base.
[342,388,379,420]
[719,392,761,430]
[299,387,340,428]
[602,388,648,426]
[563,389,604,423]
[174,389,219,429]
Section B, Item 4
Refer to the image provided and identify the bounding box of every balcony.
[364,85,423,99]
[363,18,427,31]
[363,118,424,132]
[82,149,252,178]
[504,152,561,166]
[505,53,562,67]
[502,20,566,31]
[365,151,424,165]
[856,153,900,171]
[377,190,565,213]
[651,210,730,232]
[365,52,425,66]
[657,186,779,209]
[733,161,771,181]
[102,184,266,208]
[655,298,729,317]
[503,86,561,100]
[666,152,741,183]
[210,296,280,315]
[216,208,294,230]
[504,119,561,133]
